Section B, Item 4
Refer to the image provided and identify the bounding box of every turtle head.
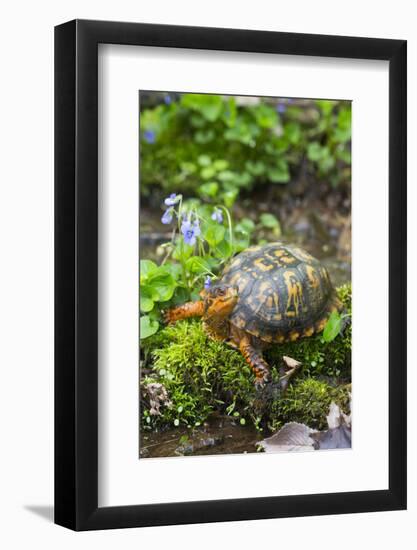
[200,284,238,319]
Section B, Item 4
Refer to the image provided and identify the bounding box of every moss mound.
[141,284,351,432]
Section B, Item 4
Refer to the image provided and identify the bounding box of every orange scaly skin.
[238,336,271,385]
[164,301,204,324]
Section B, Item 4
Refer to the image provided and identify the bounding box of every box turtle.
[165,242,342,385]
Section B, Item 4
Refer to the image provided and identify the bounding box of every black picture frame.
[55,19,407,531]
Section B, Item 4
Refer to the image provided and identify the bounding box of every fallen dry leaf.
[259,422,317,453]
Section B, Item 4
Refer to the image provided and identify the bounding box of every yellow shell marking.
[315,318,327,332]
[254,258,274,271]
[272,248,295,265]
[303,326,315,337]
[283,270,303,317]
[280,255,296,265]
[292,247,314,262]
[306,265,320,289]
[289,331,300,341]
[319,266,330,284]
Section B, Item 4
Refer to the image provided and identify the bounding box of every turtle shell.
[220,242,342,343]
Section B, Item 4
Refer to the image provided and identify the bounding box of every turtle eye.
[216,287,226,297]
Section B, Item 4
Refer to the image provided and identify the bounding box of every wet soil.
[140,414,262,459]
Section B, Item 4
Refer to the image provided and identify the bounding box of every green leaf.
[322,311,342,342]
[268,160,290,183]
[217,170,236,183]
[337,106,351,130]
[140,286,155,313]
[172,240,194,261]
[180,161,197,174]
[235,217,255,234]
[197,154,212,167]
[333,127,351,143]
[318,155,336,174]
[200,166,216,180]
[233,172,252,188]
[172,286,191,305]
[215,239,233,258]
[233,235,250,253]
[181,94,223,122]
[194,129,215,144]
[222,97,237,127]
[316,99,335,116]
[159,262,182,280]
[189,114,205,128]
[336,147,351,164]
[140,315,159,339]
[213,159,229,171]
[148,273,176,302]
[260,213,279,229]
[285,122,302,145]
[185,256,211,275]
[307,142,330,162]
[140,259,158,283]
[251,103,278,128]
[245,160,265,176]
[224,119,257,145]
[198,182,219,198]
[204,224,226,247]
[221,190,238,208]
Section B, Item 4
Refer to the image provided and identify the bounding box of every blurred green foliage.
[140,93,351,202]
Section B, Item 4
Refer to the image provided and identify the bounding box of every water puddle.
[140,414,262,458]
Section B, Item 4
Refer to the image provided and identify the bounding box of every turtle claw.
[254,377,267,389]
[254,369,271,388]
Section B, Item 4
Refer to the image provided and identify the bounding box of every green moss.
[269,378,350,431]
[141,284,351,431]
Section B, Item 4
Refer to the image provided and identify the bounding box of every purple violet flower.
[181,217,201,246]
[204,276,212,289]
[143,129,156,144]
[164,193,180,206]
[211,208,223,224]
[161,207,174,225]
[276,103,287,114]
[164,94,172,105]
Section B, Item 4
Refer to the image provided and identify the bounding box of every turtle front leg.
[238,335,271,385]
[164,300,204,324]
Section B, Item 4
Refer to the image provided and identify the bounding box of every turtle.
[165,242,343,385]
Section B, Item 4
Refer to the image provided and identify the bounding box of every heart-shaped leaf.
[203,223,225,247]
[140,286,155,313]
[140,259,158,283]
[149,273,176,302]
[140,315,159,339]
